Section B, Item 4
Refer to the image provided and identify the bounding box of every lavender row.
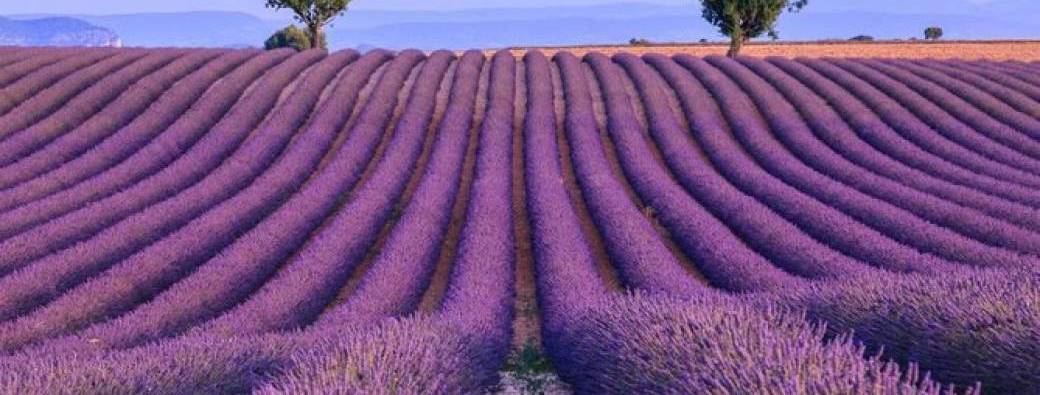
[428,49,519,391]
[317,50,484,329]
[885,59,1040,141]
[0,50,226,189]
[798,58,1040,191]
[0,51,186,167]
[520,50,609,330]
[646,54,950,274]
[0,50,290,239]
[2,321,484,394]
[0,50,315,275]
[0,49,77,88]
[768,266,1039,393]
[956,61,1040,101]
[510,72,953,390]
[858,59,1040,168]
[822,58,1040,183]
[257,319,498,394]
[562,293,958,394]
[0,51,356,351]
[0,51,331,327]
[0,49,118,119]
[614,53,877,285]
[192,50,429,337]
[912,60,1040,125]
[555,51,705,296]
[48,50,425,352]
[0,49,255,213]
[0,50,148,138]
[174,50,505,395]
[765,57,1040,225]
[588,53,806,293]
[0,48,33,69]
[682,55,1030,269]
[707,56,1040,257]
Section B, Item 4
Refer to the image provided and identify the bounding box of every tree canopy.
[701,0,808,57]
[265,25,312,51]
[925,26,944,41]
[265,0,350,49]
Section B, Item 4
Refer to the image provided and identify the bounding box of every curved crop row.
[0,50,257,211]
[681,55,1030,269]
[587,52,803,293]
[0,51,359,351]
[765,57,1040,223]
[0,49,78,88]
[0,50,186,166]
[429,49,519,390]
[0,50,334,325]
[0,49,291,238]
[707,56,1040,257]
[316,50,484,329]
[614,53,876,284]
[555,51,705,296]
[799,58,1040,190]
[30,50,397,354]
[860,59,1040,166]
[0,50,148,137]
[825,59,1040,182]
[54,49,395,352]
[0,50,226,189]
[769,266,1040,393]
[952,61,1040,102]
[0,49,118,119]
[0,48,1036,394]
[0,50,319,276]
[193,49,429,337]
[904,59,1040,129]
[645,54,951,274]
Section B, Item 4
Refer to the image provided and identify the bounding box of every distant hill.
[0,16,120,47]
[76,12,271,48]
[5,2,1039,50]
[7,11,272,48]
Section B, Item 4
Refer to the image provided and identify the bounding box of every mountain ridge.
[0,16,120,47]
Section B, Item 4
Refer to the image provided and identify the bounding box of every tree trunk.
[727,29,745,58]
[308,24,323,50]
[728,24,744,57]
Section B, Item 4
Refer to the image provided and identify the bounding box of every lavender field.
[0,46,1038,394]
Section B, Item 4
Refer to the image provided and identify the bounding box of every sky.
[0,0,1016,16]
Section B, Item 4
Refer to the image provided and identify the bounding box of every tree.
[701,0,808,57]
[924,26,943,41]
[265,25,312,51]
[265,0,350,50]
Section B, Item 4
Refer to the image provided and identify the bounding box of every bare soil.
[503,40,1040,60]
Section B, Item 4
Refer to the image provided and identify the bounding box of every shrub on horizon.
[264,25,315,51]
[925,26,944,41]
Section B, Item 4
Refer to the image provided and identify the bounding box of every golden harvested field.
[503,40,1040,60]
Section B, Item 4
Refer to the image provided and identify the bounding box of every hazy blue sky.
[2,0,1012,16]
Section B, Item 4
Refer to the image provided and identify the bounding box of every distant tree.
[924,26,943,41]
[265,0,350,50]
[265,25,312,51]
[701,0,808,57]
[629,38,652,46]
[849,35,874,42]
